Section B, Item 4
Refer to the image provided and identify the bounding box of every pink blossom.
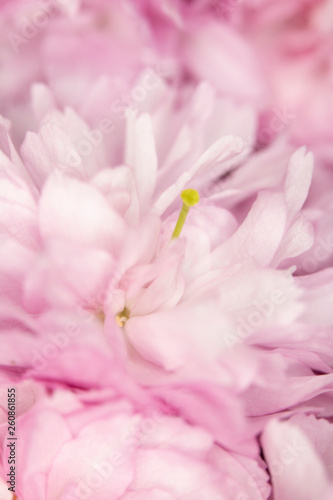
[0,1,333,497]
[1,93,331,461]
[1,383,270,500]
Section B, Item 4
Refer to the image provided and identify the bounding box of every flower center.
[115,189,199,327]
[115,306,130,327]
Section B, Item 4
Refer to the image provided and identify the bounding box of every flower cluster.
[0,1,333,499]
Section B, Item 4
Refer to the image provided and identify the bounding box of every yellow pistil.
[116,306,130,327]
[171,189,200,239]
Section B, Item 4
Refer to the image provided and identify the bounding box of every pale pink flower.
[1,89,330,458]
[0,3,333,497]
[1,382,271,500]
